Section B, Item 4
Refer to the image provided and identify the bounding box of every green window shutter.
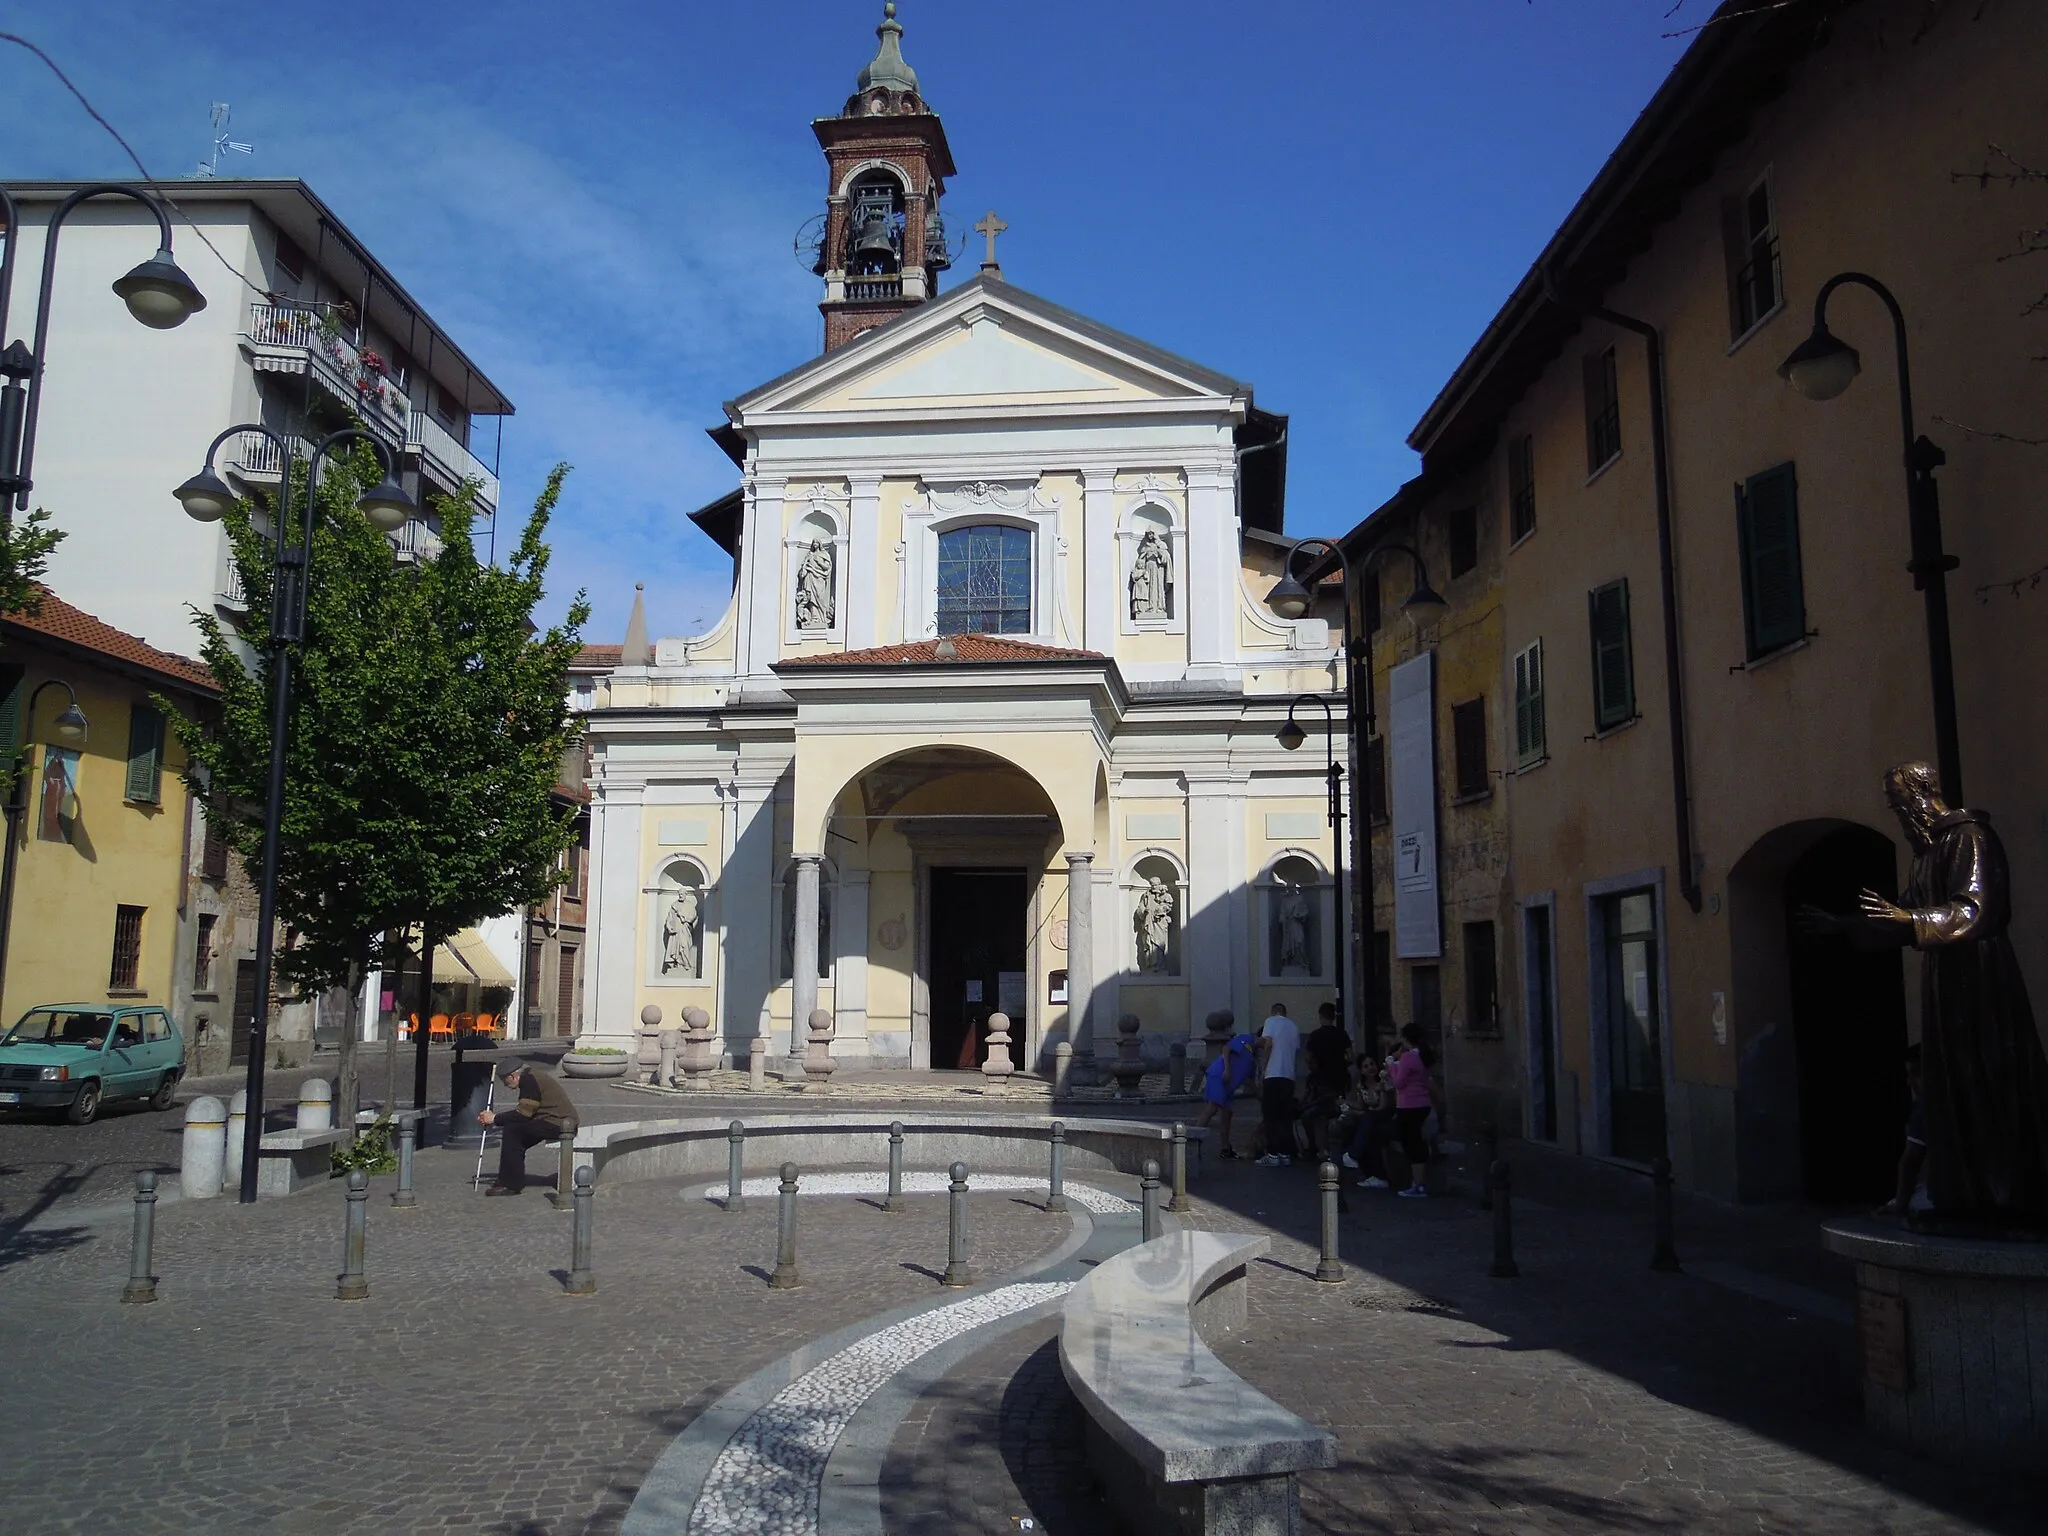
[0,665,23,781]
[1588,581,1635,730]
[1737,462,1806,658]
[1514,643,1545,764]
[124,704,163,805]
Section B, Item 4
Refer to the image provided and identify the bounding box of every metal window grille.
[1584,348,1622,471]
[109,905,145,991]
[194,913,217,993]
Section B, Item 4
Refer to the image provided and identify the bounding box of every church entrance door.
[928,867,1027,1072]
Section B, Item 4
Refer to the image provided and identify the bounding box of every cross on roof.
[974,209,1007,275]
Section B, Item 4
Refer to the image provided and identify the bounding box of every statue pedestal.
[1821,1217,2048,1472]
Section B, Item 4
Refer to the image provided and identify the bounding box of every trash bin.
[450,1057,494,1144]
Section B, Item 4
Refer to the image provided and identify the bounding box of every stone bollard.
[122,1171,159,1304]
[1046,1121,1068,1213]
[981,1013,1015,1095]
[1168,1041,1187,1097]
[1478,1123,1500,1211]
[943,1161,973,1287]
[222,1089,248,1194]
[390,1115,418,1209]
[801,1009,837,1090]
[1113,1013,1146,1096]
[884,1121,905,1212]
[677,1006,717,1086]
[1203,1008,1234,1070]
[636,1011,663,1084]
[336,1169,370,1301]
[1651,1155,1682,1272]
[181,1095,226,1201]
[1316,1162,1345,1283]
[769,1163,802,1289]
[1052,1040,1073,1100]
[296,1078,334,1131]
[1140,1159,1162,1242]
[564,1166,597,1295]
[1168,1123,1192,1213]
[657,1020,678,1089]
[726,1121,747,1213]
[1489,1161,1519,1279]
[748,1034,767,1092]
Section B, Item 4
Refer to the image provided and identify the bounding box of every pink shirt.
[1389,1049,1434,1109]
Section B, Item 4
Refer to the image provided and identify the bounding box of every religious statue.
[1136,876,1176,973]
[1276,885,1313,974]
[796,538,835,630]
[1129,529,1171,621]
[660,885,701,978]
[1800,763,2048,1231]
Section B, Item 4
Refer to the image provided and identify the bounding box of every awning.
[431,928,515,987]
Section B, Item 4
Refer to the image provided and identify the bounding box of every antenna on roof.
[193,103,254,178]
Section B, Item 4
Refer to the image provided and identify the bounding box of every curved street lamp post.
[1266,537,1443,1054]
[1778,271,1962,801]
[177,424,416,1203]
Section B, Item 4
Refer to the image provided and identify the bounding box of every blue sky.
[5,2,1696,641]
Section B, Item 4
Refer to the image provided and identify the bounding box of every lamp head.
[358,474,419,534]
[1276,718,1306,752]
[1402,574,1447,613]
[174,466,237,523]
[1778,322,1861,401]
[111,248,207,330]
[1265,570,1313,621]
[53,702,89,745]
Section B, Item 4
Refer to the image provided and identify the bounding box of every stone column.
[790,853,822,1057]
[1064,852,1094,1072]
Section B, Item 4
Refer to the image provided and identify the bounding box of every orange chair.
[474,1013,499,1038]
[429,1013,453,1042]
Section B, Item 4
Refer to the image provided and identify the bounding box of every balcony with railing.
[223,428,315,484]
[407,409,499,515]
[241,302,412,445]
[389,518,446,566]
[215,538,249,613]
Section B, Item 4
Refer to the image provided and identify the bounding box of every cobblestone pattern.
[880,1318,1121,1535]
[691,1281,1071,1535]
[0,1146,1067,1534]
[702,1172,1133,1215]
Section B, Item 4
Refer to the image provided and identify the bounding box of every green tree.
[172,448,588,1126]
[0,507,65,618]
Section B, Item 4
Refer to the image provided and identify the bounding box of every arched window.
[936,523,1032,634]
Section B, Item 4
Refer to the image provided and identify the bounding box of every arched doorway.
[1783,825,1910,1202]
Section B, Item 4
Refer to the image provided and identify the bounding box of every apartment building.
[1334,0,2046,1199]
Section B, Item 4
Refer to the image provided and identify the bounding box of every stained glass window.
[936,524,1032,634]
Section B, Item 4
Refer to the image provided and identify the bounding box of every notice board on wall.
[1389,651,1441,959]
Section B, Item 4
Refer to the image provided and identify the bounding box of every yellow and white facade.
[580,273,1349,1072]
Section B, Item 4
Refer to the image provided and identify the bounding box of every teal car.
[0,1004,185,1123]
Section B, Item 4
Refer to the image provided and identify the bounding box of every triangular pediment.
[731,276,1247,422]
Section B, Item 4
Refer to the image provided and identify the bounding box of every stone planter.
[560,1052,630,1080]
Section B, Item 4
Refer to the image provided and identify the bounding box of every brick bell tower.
[811,4,957,352]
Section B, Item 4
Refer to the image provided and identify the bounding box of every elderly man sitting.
[478,1058,579,1196]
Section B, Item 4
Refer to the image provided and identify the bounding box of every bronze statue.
[1814,764,2048,1231]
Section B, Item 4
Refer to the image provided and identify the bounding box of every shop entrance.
[927,867,1028,1072]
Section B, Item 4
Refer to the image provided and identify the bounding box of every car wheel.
[149,1072,180,1112]
[67,1079,102,1125]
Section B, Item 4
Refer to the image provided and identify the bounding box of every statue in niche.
[660,884,702,978]
[1129,528,1171,621]
[1276,885,1313,975]
[1136,876,1177,973]
[796,538,835,630]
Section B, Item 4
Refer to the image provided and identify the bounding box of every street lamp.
[1277,691,1347,1048]
[0,184,206,512]
[1265,536,1443,1053]
[1778,272,1963,801]
[175,423,419,1203]
[0,678,91,1004]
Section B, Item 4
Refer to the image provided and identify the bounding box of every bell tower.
[809,4,956,352]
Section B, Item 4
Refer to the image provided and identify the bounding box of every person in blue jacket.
[1193,1032,1259,1160]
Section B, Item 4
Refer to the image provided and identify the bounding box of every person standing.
[479,1058,579,1196]
[1193,1030,1258,1159]
[1255,1004,1302,1167]
[1388,1023,1444,1199]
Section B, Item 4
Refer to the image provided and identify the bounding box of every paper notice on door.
[998,971,1027,1017]
[964,980,983,1003]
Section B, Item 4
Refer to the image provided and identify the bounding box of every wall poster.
[1389,651,1441,959]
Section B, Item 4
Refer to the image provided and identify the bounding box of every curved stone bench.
[1059,1230,1335,1535]
[574,1112,1203,1185]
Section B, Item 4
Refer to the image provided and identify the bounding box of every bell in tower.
[807,4,958,353]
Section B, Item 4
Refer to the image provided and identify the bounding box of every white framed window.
[1120,849,1187,980]
[1257,850,1333,983]
[901,479,1062,640]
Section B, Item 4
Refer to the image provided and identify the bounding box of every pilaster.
[846,474,882,649]
[1082,470,1117,655]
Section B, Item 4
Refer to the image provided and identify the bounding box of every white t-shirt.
[1260,1013,1301,1080]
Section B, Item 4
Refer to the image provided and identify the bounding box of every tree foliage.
[0,507,66,620]
[171,448,589,998]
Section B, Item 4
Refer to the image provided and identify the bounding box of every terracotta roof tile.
[5,589,216,693]
[778,635,1106,667]
[572,644,622,669]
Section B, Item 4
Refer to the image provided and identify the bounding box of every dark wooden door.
[928,868,1027,1072]
[230,959,259,1066]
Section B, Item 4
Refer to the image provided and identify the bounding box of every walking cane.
[473,1078,496,1190]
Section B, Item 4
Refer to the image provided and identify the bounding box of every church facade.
[578,8,1346,1072]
